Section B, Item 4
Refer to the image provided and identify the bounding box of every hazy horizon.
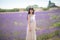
[0,0,60,9]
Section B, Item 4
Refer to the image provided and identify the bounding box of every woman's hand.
[29,27,31,32]
[35,28,37,31]
[29,29,31,32]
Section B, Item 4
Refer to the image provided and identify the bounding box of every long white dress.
[26,14,36,40]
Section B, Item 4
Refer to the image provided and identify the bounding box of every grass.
[37,30,60,40]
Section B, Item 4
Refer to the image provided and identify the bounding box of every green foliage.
[26,6,31,11]
[0,8,19,12]
[26,4,39,11]
[54,30,60,36]
[32,5,39,8]
[0,9,6,12]
[52,15,58,19]
[52,22,60,27]
[42,8,49,11]
[37,30,60,40]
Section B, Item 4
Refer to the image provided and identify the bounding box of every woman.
[26,8,36,40]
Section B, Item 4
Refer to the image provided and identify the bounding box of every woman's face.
[30,10,33,14]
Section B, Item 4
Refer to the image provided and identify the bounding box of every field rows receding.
[0,10,60,40]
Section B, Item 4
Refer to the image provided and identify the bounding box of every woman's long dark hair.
[27,8,34,20]
[28,8,34,15]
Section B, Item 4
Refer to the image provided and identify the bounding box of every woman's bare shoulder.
[28,14,30,17]
[27,14,30,18]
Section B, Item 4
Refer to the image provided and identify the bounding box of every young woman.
[26,8,36,40]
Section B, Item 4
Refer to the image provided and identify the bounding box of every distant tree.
[26,4,39,11]
[26,5,32,11]
[32,5,39,8]
[0,8,6,12]
[48,0,58,8]
[42,8,49,11]
[13,8,19,12]
[0,8,19,12]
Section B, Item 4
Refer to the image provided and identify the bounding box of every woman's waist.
[27,19,36,23]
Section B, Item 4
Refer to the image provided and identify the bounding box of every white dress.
[26,14,36,40]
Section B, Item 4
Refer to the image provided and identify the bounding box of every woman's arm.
[28,15,30,26]
[28,15,31,31]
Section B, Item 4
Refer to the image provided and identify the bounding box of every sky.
[0,0,60,9]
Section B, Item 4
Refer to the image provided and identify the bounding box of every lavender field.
[0,9,60,40]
